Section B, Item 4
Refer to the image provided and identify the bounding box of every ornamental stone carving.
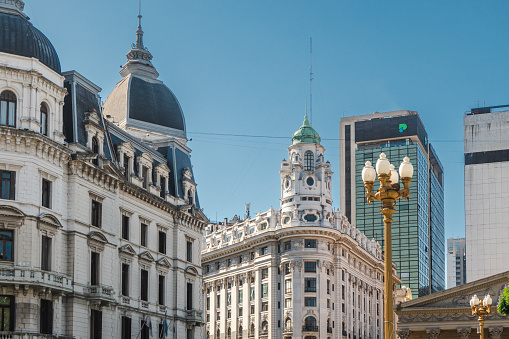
[396,329,410,339]
[457,328,471,339]
[488,327,503,339]
[426,329,440,339]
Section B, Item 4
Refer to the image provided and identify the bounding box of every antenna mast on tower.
[309,37,313,125]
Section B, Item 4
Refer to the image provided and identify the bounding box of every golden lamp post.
[362,153,414,339]
[470,294,493,339]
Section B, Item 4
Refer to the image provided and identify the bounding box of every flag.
[163,310,168,337]
[147,315,153,337]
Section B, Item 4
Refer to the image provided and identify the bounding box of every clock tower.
[280,115,334,227]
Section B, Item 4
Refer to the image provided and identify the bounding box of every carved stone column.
[426,328,440,339]
[396,329,410,339]
[457,328,471,339]
[488,327,503,339]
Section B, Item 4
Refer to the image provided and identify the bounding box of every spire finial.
[305,98,308,118]
[135,0,144,49]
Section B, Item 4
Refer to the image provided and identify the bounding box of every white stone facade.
[464,110,509,283]
[0,2,206,338]
[202,119,389,339]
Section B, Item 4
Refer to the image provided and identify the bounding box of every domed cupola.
[291,114,321,145]
[0,0,61,73]
[103,13,186,140]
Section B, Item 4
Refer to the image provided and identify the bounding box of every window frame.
[40,102,48,136]
[0,90,16,127]
[0,170,15,200]
[121,215,130,241]
[41,178,52,209]
[304,151,314,171]
[158,231,166,254]
[91,199,102,228]
[0,230,14,262]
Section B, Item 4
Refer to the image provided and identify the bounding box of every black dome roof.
[0,11,61,73]
[129,77,185,132]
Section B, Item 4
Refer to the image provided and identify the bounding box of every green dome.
[291,115,321,145]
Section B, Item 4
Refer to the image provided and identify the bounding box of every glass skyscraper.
[340,111,445,297]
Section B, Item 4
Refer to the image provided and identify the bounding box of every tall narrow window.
[121,215,129,240]
[142,166,148,189]
[42,179,51,208]
[40,103,48,136]
[188,190,193,205]
[121,263,129,296]
[186,240,192,262]
[41,235,51,271]
[0,231,13,261]
[91,252,100,285]
[140,320,149,339]
[187,282,193,310]
[92,137,99,166]
[160,176,166,198]
[0,296,13,331]
[141,269,148,301]
[90,309,102,339]
[158,275,165,305]
[91,200,102,228]
[304,151,314,171]
[123,154,130,181]
[121,316,131,339]
[0,91,16,127]
[140,223,148,247]
[158,231,166,254]
[40,299,53,334]
[0,171,15,200]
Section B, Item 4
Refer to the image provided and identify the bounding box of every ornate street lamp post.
[362,153,414,339]
[470,294,492,339]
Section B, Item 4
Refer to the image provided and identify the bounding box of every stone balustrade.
[0,266,73,293]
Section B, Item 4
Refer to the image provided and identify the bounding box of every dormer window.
[92,137,99,166]
[160,177,166,198]
[0,91,16,127]
[142,166,149,189]
[188,189,193,205]
[40,103,48,136]
[123,154,130,181]
[304,151,314,171]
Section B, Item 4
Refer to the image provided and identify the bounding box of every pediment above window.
[37,213,62,237]
[156,257,171,269]
[0,205,25,228]
[87,231,108,252]
[138,251,155,263]
[119,244,136,256]
[185,266,199,277]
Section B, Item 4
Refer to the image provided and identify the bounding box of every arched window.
[238,325,243,338]
[216,329,220,338]
[188,189,194,205]
[304,316,317,332]
[0,91,16,127]
[227,327,231,338]
[92,137,99,166]
[250,323,255,335]
[40,103,48,136]
[304,151,314,171]
[261,320,268,332]
[285,318,292,330]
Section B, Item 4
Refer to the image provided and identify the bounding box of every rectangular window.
[40,299,53,334]
[261,268,268,279]
[141,269,148,301]
[0,171,15,200]
[91,252,100,285]
[284,241,291,250]
[140,320,149,339]
[91,309,102,339]
[305,239,317,248]
[206,297,210,310]
[304,278,316,292]
[284,263,290,275]
[140,223,148,247]
[260,247,268,255]
[284,279,292,294]
[304,297,317,307]
[41,235,51,271]
[91,200,102,228]
[239,307,243,316]
[250,305,254,314]
[41,179,51,208]
[121,215,129,240]
[217,295,220,307]
[261,283,268,298]
[327,280,330,294]
[123,155,130,181]
[304,261,316,272]
[158,231,166,254]
[160,176,166,198]
[250,286,255,301]
[142,166,149,189]
[121,316,131,339]
[158,275,165,305]
[285,298,292,308]
[227,292,231,306]
[238,289,243,303]
[261,301,268,311]
[187,241,192,262]
[121,264,129,296]
[187,283,193,310]
[0,230,13,261]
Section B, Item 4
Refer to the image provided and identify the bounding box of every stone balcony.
[185,309,204,326]
[83,285,115,306]
[0,333,73,338]
[0,265,73,294]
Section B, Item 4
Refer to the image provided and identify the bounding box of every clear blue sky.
[26,1,509,240]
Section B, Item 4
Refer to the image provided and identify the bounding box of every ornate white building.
[202,116,394,339]
[0,1,206,338]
